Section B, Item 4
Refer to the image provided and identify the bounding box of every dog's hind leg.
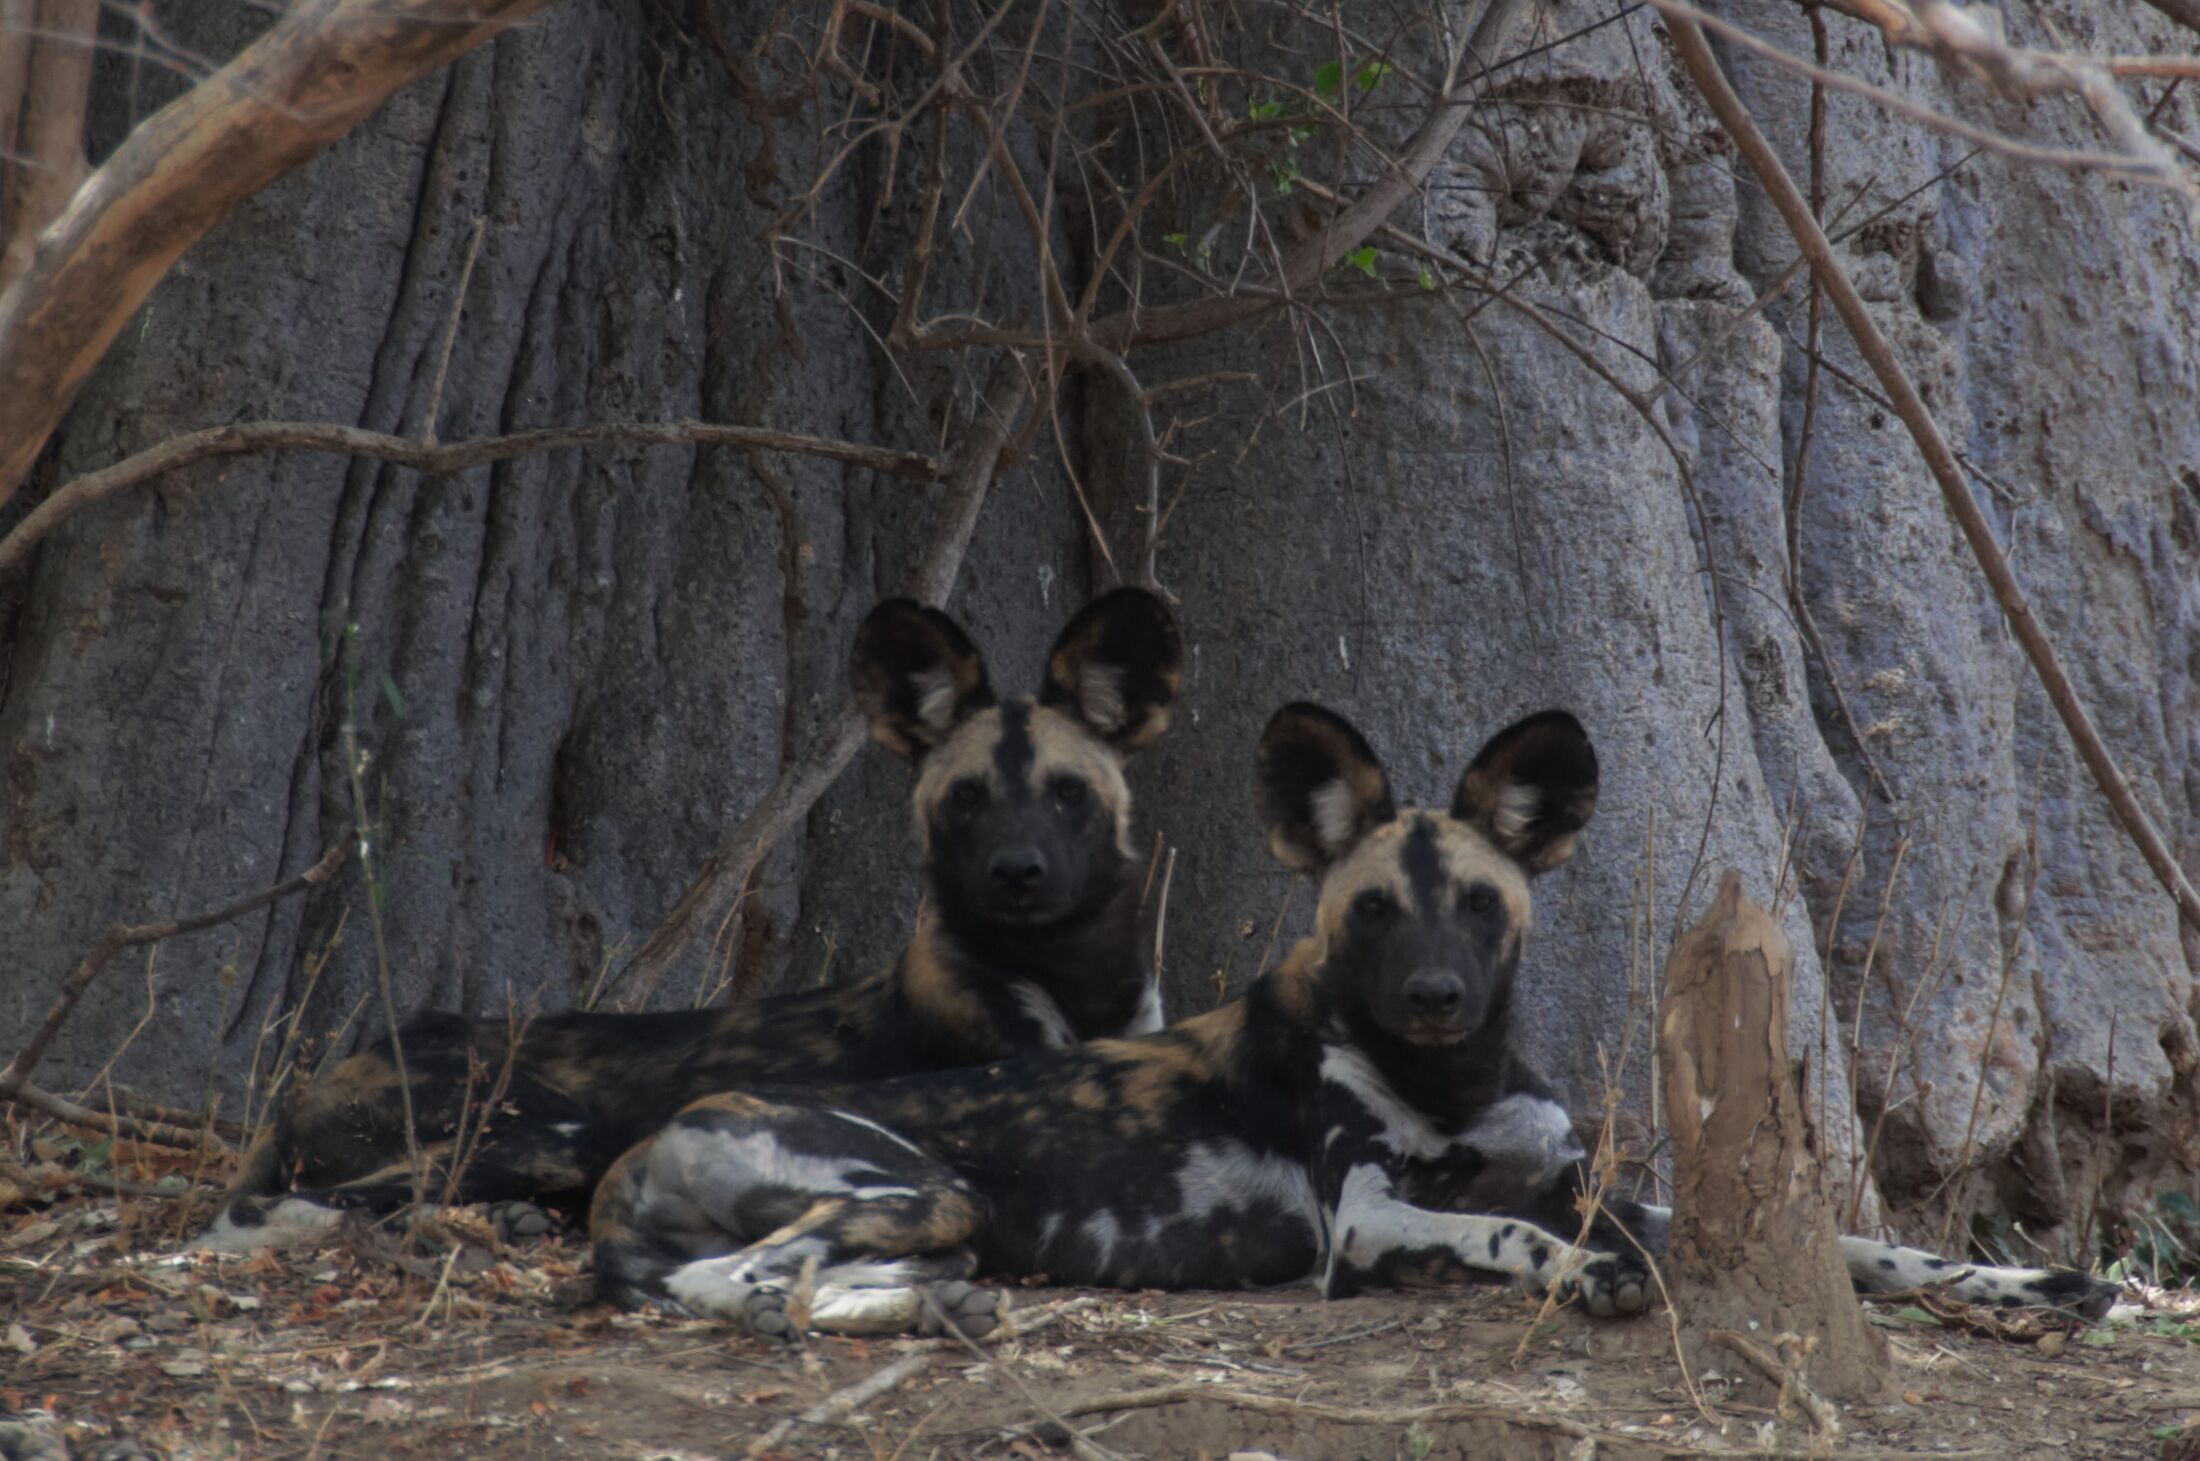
[590,1094,999,1340]
[202,1065,614,1252]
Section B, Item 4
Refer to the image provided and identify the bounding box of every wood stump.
[1659,872,1887,1403]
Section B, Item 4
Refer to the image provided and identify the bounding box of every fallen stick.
[1045,1384,1597,1440]
[738,1295,1100,1458]
[1711,1327,1840,1437]
[744,1351,937,1459]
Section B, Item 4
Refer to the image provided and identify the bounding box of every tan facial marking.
[1312,808,1533,938]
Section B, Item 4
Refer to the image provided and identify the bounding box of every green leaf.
[2081,1326,2118,1348]
[1893,1306,1943,1327]
[1314,60,1344,96]
[380,674,405,717]
[1346,246,1378,278]
[1356,61,1393,92]
[1418,267,1437,291]
[1289,123,1318,146]
[1162,232,1188,251]
[1248,97,1284,121]
[2157,1426,2188,1441]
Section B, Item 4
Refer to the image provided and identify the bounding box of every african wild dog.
[203,588,1183,1252]
[586,703,2120,1339]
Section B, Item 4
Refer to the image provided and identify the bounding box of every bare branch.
[0,0,98,292]
[0,840,347,1122]
[1650,0,2192,191]
[0,0,554,505]
[610,354,1041,1004]
[1665,11,2200,934]
[0,418,948,578]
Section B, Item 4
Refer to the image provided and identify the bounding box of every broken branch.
[0,0,555,503]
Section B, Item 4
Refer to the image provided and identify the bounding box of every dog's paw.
[917,1280,1006,1341]
[1556,1251,1650,1318]
[486,1200,563,1244]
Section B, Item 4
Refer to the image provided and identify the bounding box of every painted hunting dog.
[204,589,1183,1252]
[588,703,2119,1338]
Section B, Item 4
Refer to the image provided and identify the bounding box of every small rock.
[160,1348,208,1378]
[2037,1331,2066,1358]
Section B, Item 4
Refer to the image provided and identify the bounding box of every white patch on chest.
[1458,1094,1583,1175]
[1010,981,1080,1048]
[1122,976,1167,1036]
[1318,1044,1449,1158]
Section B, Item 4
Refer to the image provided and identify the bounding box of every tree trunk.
[1660,871,1886,1402]
[0,0,2194,1250]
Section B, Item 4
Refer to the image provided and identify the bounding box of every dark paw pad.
[917,1280,1005,1341]
[744,1288,797,1344]
[0,1422,68,1461]
[1560,1252,1650,1318]
[488,1201,563,1244]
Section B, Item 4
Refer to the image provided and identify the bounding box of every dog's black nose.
[989,845,1048,890]
[1404,969,1465,1016]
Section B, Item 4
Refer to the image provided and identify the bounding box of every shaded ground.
[6,1178,2200,1461]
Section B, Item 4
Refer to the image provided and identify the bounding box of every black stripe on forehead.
[993,699,1036,787]
[1400,814,1444,913]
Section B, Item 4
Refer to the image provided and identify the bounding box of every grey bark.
[1,0,2195,1249]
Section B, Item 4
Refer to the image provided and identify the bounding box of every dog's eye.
[949,778,987,810]
[1050,776,1088,810]
[1463,885,1500,918]
[1352,889,1392,922]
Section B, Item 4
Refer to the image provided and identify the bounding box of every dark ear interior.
[1038,587,1183,752]
[1254,703,1397,874]
[1450,710,1599,873]
[849,600,994,761]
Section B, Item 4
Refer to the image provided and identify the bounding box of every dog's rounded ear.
[1255,703,1396,874]
[849,600,994,762]
[1451,710,1598,874]
[1039,588,1183,753]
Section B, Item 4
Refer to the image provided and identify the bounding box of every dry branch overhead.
[0,0,556,504]
[1658,872,1886,1400]
[0,0,98,292]
[610,355,1039,1004]
[1082,0,1535,354]
[0,418,947,577]
[1663,12,2200,936]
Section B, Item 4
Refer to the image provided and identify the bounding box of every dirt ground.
[6,1187,2200,1461]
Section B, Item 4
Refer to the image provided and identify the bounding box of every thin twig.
[610,354,1039,1004]
[421,215,485,442]
[0,839,350,1106]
